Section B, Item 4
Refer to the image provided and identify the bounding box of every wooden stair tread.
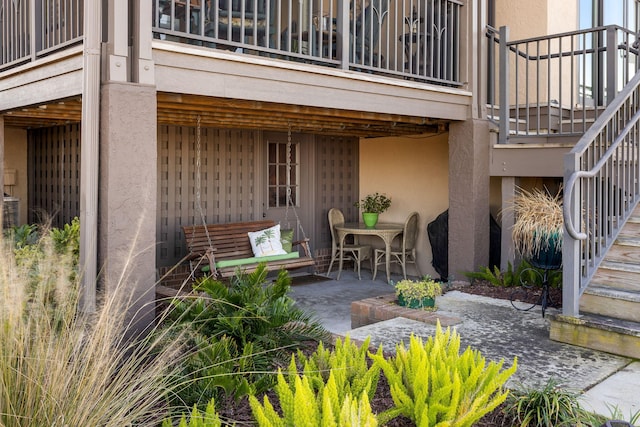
[550,312,640,338]
[583,285,640,302]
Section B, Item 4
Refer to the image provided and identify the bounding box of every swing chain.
[194,116,213,249]
[285,124,307,241]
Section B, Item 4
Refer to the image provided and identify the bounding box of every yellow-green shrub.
[162,400,223,427]
[249,370,377,427]
[294,335,381,403]
[370,321,517,427]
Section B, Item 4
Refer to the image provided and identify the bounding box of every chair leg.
[372,250,383,281]
[327,251,336,276]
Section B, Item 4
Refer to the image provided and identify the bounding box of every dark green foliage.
[5,223,39,248]
[505,378,605,427]
[465,260,562,289]
[167,265,330,411]
[49,216,80,257]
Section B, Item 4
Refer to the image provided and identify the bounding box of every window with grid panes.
[268,141,299,207]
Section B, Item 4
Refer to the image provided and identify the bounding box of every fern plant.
[166,265,330,410]
[249,369,378,427]
[162,400,223,427]
[370,321,517,427]
[465,260,562,289]
[294,335,382,403]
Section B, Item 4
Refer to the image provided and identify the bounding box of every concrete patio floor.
[289,270,640,424]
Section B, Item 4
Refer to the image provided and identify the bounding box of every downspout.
[79,0,101,312]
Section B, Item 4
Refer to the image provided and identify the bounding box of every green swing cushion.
[201,251,301,272]
[280,228,294,253]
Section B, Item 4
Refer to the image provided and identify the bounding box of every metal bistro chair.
[327,208,372,280]
[373,211,420,280]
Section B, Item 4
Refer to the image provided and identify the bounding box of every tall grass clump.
[508,187,563,260]
[0,228,186,426]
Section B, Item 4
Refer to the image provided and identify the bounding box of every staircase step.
[605,241,640,263]
[591,260,640,292]
[618,221,640,236]
[581,286,640,322]
[549,312,640,359]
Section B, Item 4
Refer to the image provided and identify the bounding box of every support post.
[498,26,509,144]
[79,0,102,313]
[449,118,491,281]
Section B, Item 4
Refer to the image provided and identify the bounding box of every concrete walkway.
[289,270,640,424]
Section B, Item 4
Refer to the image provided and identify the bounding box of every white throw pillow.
[248,224,287,257]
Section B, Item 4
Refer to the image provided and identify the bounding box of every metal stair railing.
[562,71,640,317]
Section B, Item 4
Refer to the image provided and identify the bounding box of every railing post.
[337,0,349,70]
[498,25,509,144]
[606,26,617,105]
[563,151,582,317]
[30,0,37,60]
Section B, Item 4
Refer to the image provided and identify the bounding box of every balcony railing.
[0,0,83,71]
[487,25,640,143]
[153,0,463,86]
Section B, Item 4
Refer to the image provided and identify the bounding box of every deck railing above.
[153,0,463,86]
[0,0,83,71]
[487,25,640,143]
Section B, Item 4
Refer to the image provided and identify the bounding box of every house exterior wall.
[3,127,28,225]
[358,132,449,279]
[494,0,579,107]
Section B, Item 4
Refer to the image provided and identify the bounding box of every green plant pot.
[362,212,379,228]
[529,231,562,270]
[397,294,435,309]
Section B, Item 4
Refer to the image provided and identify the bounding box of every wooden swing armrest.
[184,247,218,261]
[293,238,312,258]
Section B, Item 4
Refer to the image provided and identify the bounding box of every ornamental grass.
[508,187,563,260]
[0,230,186,426]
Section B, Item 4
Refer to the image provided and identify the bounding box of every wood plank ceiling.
[3,93,447,137]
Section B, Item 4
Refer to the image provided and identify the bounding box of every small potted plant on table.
[395,275,442,309]
[354,192,392,228]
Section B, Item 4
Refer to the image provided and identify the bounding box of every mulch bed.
[214,281,544,426]
[182,277,558,425]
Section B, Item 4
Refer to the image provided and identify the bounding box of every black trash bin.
[427,209,501,281]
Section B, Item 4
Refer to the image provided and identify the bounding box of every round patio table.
[335,222,404,284]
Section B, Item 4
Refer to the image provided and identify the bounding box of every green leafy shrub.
[167,265,330,410]
[505,378,605,427]
[0,229,185,426]
[370,321,517,426]
[249,369,378,426]
[162,400,223,427]
[249,335,382,426]
[292,335,382,403]
[4,223,39,248]
[50,216,80,257]
[465,260,562,289]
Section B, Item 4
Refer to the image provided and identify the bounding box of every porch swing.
[181,118,316,279]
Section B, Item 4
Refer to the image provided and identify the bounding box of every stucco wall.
[494,0,579,107]
[358,133,449,279]
[3,127,28,225]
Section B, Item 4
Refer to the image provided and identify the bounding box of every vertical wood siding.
[157,125,258,267]
[315,134,359,250]
[28,124,81,227]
